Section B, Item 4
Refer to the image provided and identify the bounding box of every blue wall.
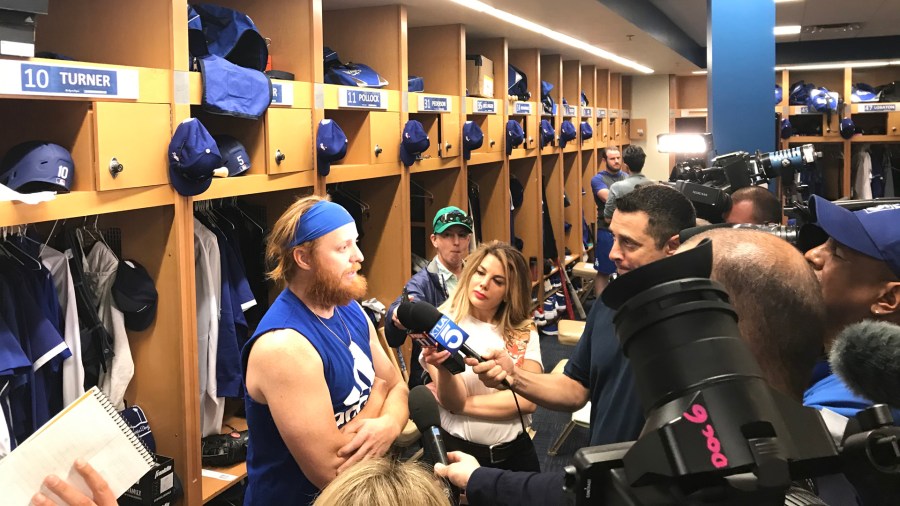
[707,0,775,155]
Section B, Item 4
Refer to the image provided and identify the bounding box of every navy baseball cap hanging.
[112,259,158,332]
[559,120,577,148]
[400,120,430,167]
[580,121,593,142]
[780,118,795,140]
[168,118,222,196]
[0,141,74,194]
[462,121,484,161]
[316,119,348,176]
[539,119,555,149]
[840,118,858,140]
[775,84,783,105]
[214,135,251,176]
[189,4,268,71]
[506,120,524,155]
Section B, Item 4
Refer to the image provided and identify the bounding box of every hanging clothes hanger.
[0,228,24,267]
[3,229,43,271]
[332,184,371,218]
[410,180,434,204]
[229,197,265,233]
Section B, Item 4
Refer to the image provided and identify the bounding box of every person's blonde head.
[313,458,449,506]
[440,240,533,343]
[265,194,326,285]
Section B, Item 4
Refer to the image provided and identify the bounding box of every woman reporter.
[420,241,542,472]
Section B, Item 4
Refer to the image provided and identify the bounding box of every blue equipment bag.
[508,64,530,100]
[541,80,555,115]
[408,76,425,93]
[189,4,268,71]
[198,55,272,119]
[323,46,388,88]
[852,83,880,103]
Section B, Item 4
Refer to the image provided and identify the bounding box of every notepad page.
[0,387,154,505]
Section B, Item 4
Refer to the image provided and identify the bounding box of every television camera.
[563,240,900,506]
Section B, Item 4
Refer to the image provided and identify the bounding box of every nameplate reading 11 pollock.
[339,88,387,109]
[418,95,451,113]
[270,83,294,106]
[513,101,532,115]
[472,99,497,114]
[0,61,139,99]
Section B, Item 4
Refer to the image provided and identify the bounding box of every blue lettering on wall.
[862,104,896,113]
[514,102,532,115]
[271,83,282,104]
[21,64,118,96]
[342,89,386,109]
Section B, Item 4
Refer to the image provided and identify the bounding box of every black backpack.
[508,64,530,100]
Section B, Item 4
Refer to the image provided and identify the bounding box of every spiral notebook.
[0,386,155,504]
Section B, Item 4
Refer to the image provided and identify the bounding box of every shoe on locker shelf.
[533,308,546,328]
[542,299,557,321]
[543,278,553,292]
[550,273,562,289]
[554,292,567,311]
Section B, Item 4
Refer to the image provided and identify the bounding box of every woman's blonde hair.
[439,240,533,343]
[265,194,326,284]
[313,458,450,506]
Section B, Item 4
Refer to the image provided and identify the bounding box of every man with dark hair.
[603,145,649,224]
[454,184,696,456]
[724,185,782,224]
[589,147,627,293]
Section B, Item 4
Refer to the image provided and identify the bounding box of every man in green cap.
[384,206,474,386]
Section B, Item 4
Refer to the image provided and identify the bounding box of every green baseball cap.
[432,206,474,234]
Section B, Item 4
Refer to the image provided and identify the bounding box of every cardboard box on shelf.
[466,54,494,98]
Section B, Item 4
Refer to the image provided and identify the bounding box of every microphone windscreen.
[397,300,443,332]
[829,320,900,407]
[409,385,442,432]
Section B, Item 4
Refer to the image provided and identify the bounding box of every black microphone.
[409,385,459,505]
[397,300,467,375]
[830,320,900,408]
[398,300,512,388]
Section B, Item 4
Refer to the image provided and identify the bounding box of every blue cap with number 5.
[0,141,74,193]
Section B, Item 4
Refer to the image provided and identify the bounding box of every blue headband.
[291,200,355,247]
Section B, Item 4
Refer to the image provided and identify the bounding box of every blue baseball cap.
[0,141,74,194]
[316,119,348,176]
[780,118,794,140]
[213,135,251,177]
[462,121,484,161]
[506,120,524,155]
[839,118,858,140]
[168,118,222,197]
[810,195,900,278]
[559,120,577,148]
[400,120,430,167]
[580,121,593,142]
[539,119,555,149]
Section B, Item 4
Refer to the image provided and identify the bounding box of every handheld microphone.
[829,320,900,408]
[409,385,460,505]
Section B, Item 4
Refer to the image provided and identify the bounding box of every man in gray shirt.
[604,145,650,223]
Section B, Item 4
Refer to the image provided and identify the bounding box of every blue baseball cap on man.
[168,118,222,197]
[506,120,524,155]
[316,119,348,176]
[580,121,593,142]
[810,195,900,278]
[400,120,430,167]
[0,141,74,193]
[462,121,484,161]
[539,119,555,149]
[559,120,577,148]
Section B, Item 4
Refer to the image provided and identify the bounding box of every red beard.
[308,260,368,307]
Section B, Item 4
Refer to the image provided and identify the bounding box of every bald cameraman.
[724,186,782,225]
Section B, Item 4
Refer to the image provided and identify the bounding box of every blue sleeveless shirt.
[241,289,374,506]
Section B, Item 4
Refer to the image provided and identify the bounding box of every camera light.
[657,133,713,154]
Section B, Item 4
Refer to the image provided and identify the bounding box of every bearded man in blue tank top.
[241,195,409,505]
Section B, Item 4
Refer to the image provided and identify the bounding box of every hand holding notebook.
[0,387,155,505]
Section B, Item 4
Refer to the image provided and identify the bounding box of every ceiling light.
[803,23,862,34]
[774,0,803,3]
[774,61,890,71]
[692,70,707,75]
[447,0,653,74]
[774,25,801,36]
